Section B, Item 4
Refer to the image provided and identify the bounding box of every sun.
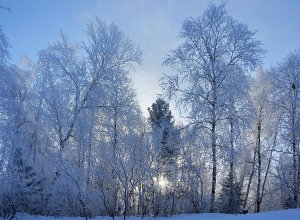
[158,176,168,188]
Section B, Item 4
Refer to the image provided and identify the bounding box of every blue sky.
[1,0,300,119]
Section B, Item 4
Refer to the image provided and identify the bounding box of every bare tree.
[161,3,264,212]
[272,50,300,208]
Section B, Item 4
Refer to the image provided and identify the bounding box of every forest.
[0,3,300,219]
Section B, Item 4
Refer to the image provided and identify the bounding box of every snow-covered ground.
[4,209,300,220]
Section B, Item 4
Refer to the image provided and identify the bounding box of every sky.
[1,0,300,120]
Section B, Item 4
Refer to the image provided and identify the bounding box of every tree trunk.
[256,119,262,213]
[261,120,279,208]
[291,87,299,207]
[210,77,217,213]
[210,105,217,213]
[124,182,128,219]
[243,147,257,209]
[229,120,234,208]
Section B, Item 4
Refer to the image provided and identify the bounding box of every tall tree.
[83,19,142,219]
[148,98,180,216]
[33,19,142,217]
[244,69,280,212]
[0,24,11,172]
[161,3,264,212]
[219,66,252,213]
[272,50,300,208]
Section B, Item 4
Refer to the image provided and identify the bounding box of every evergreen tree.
[218,174,243,214]
[148,98,179,162]
[148,98,180,216]
[10,148,44,215]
